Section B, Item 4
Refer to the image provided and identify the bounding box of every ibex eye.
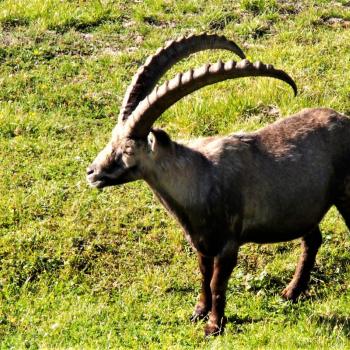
[123,147,134,156]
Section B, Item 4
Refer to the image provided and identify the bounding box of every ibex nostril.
[86,167,94,176]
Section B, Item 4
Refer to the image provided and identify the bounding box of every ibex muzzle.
[87,34,350,336]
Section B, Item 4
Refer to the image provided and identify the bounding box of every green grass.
[1,0,350,348]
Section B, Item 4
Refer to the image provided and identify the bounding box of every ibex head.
[86,127,140,188]
[86,34,297,188]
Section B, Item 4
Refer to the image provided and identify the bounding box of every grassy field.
[1,0,350,348]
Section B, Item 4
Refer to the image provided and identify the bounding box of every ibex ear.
[147,131,157,153]
[147,128,171,153]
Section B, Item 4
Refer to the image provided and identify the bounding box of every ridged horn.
[118,33,246,124]
[125,59,297,138]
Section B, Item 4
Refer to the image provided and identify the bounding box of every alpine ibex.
[86,34,350,336]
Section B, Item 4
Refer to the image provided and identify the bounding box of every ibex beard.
[86,34,350,336]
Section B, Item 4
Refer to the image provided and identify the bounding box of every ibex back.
[86,34,350,336]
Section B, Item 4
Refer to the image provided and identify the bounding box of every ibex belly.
[240,163,333,244]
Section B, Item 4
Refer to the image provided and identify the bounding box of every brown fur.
[87,107,350,336]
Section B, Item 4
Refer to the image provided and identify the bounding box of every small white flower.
[51,323,59,330]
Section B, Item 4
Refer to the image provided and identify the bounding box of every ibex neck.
[143,142,212,211]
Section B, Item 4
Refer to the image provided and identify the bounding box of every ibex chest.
[163,199,241,256]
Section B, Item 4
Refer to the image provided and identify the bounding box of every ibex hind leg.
[336,202,350,230]
[335,176,350,230]
[282,226,322,301]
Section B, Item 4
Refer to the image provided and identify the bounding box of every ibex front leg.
[191,255,214,322]
[204,241,239,337]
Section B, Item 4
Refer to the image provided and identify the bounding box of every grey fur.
[86,37,350,336]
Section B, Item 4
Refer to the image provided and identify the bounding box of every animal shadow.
[316,314,350,337]
[227,314,262,332]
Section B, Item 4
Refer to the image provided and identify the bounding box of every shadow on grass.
[52,15,121,34]
[316,314,350,337]
[227,314,262,326]
[0,13,122,33]
[165,286,195,294]
[1,17,30,29]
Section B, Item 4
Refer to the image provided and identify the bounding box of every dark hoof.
[282,285,303,302]
[190,311,208,323]
[204,316,227,337]
[190,304,210,322]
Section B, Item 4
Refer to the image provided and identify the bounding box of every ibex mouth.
[86,166,138,188]
[86,172,106,188]
[87,171,122,188]
[87,178,105,189]
[86,167,110,188]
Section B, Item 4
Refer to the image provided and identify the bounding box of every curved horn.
[118,33,246,124]
[125,59,297,138]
